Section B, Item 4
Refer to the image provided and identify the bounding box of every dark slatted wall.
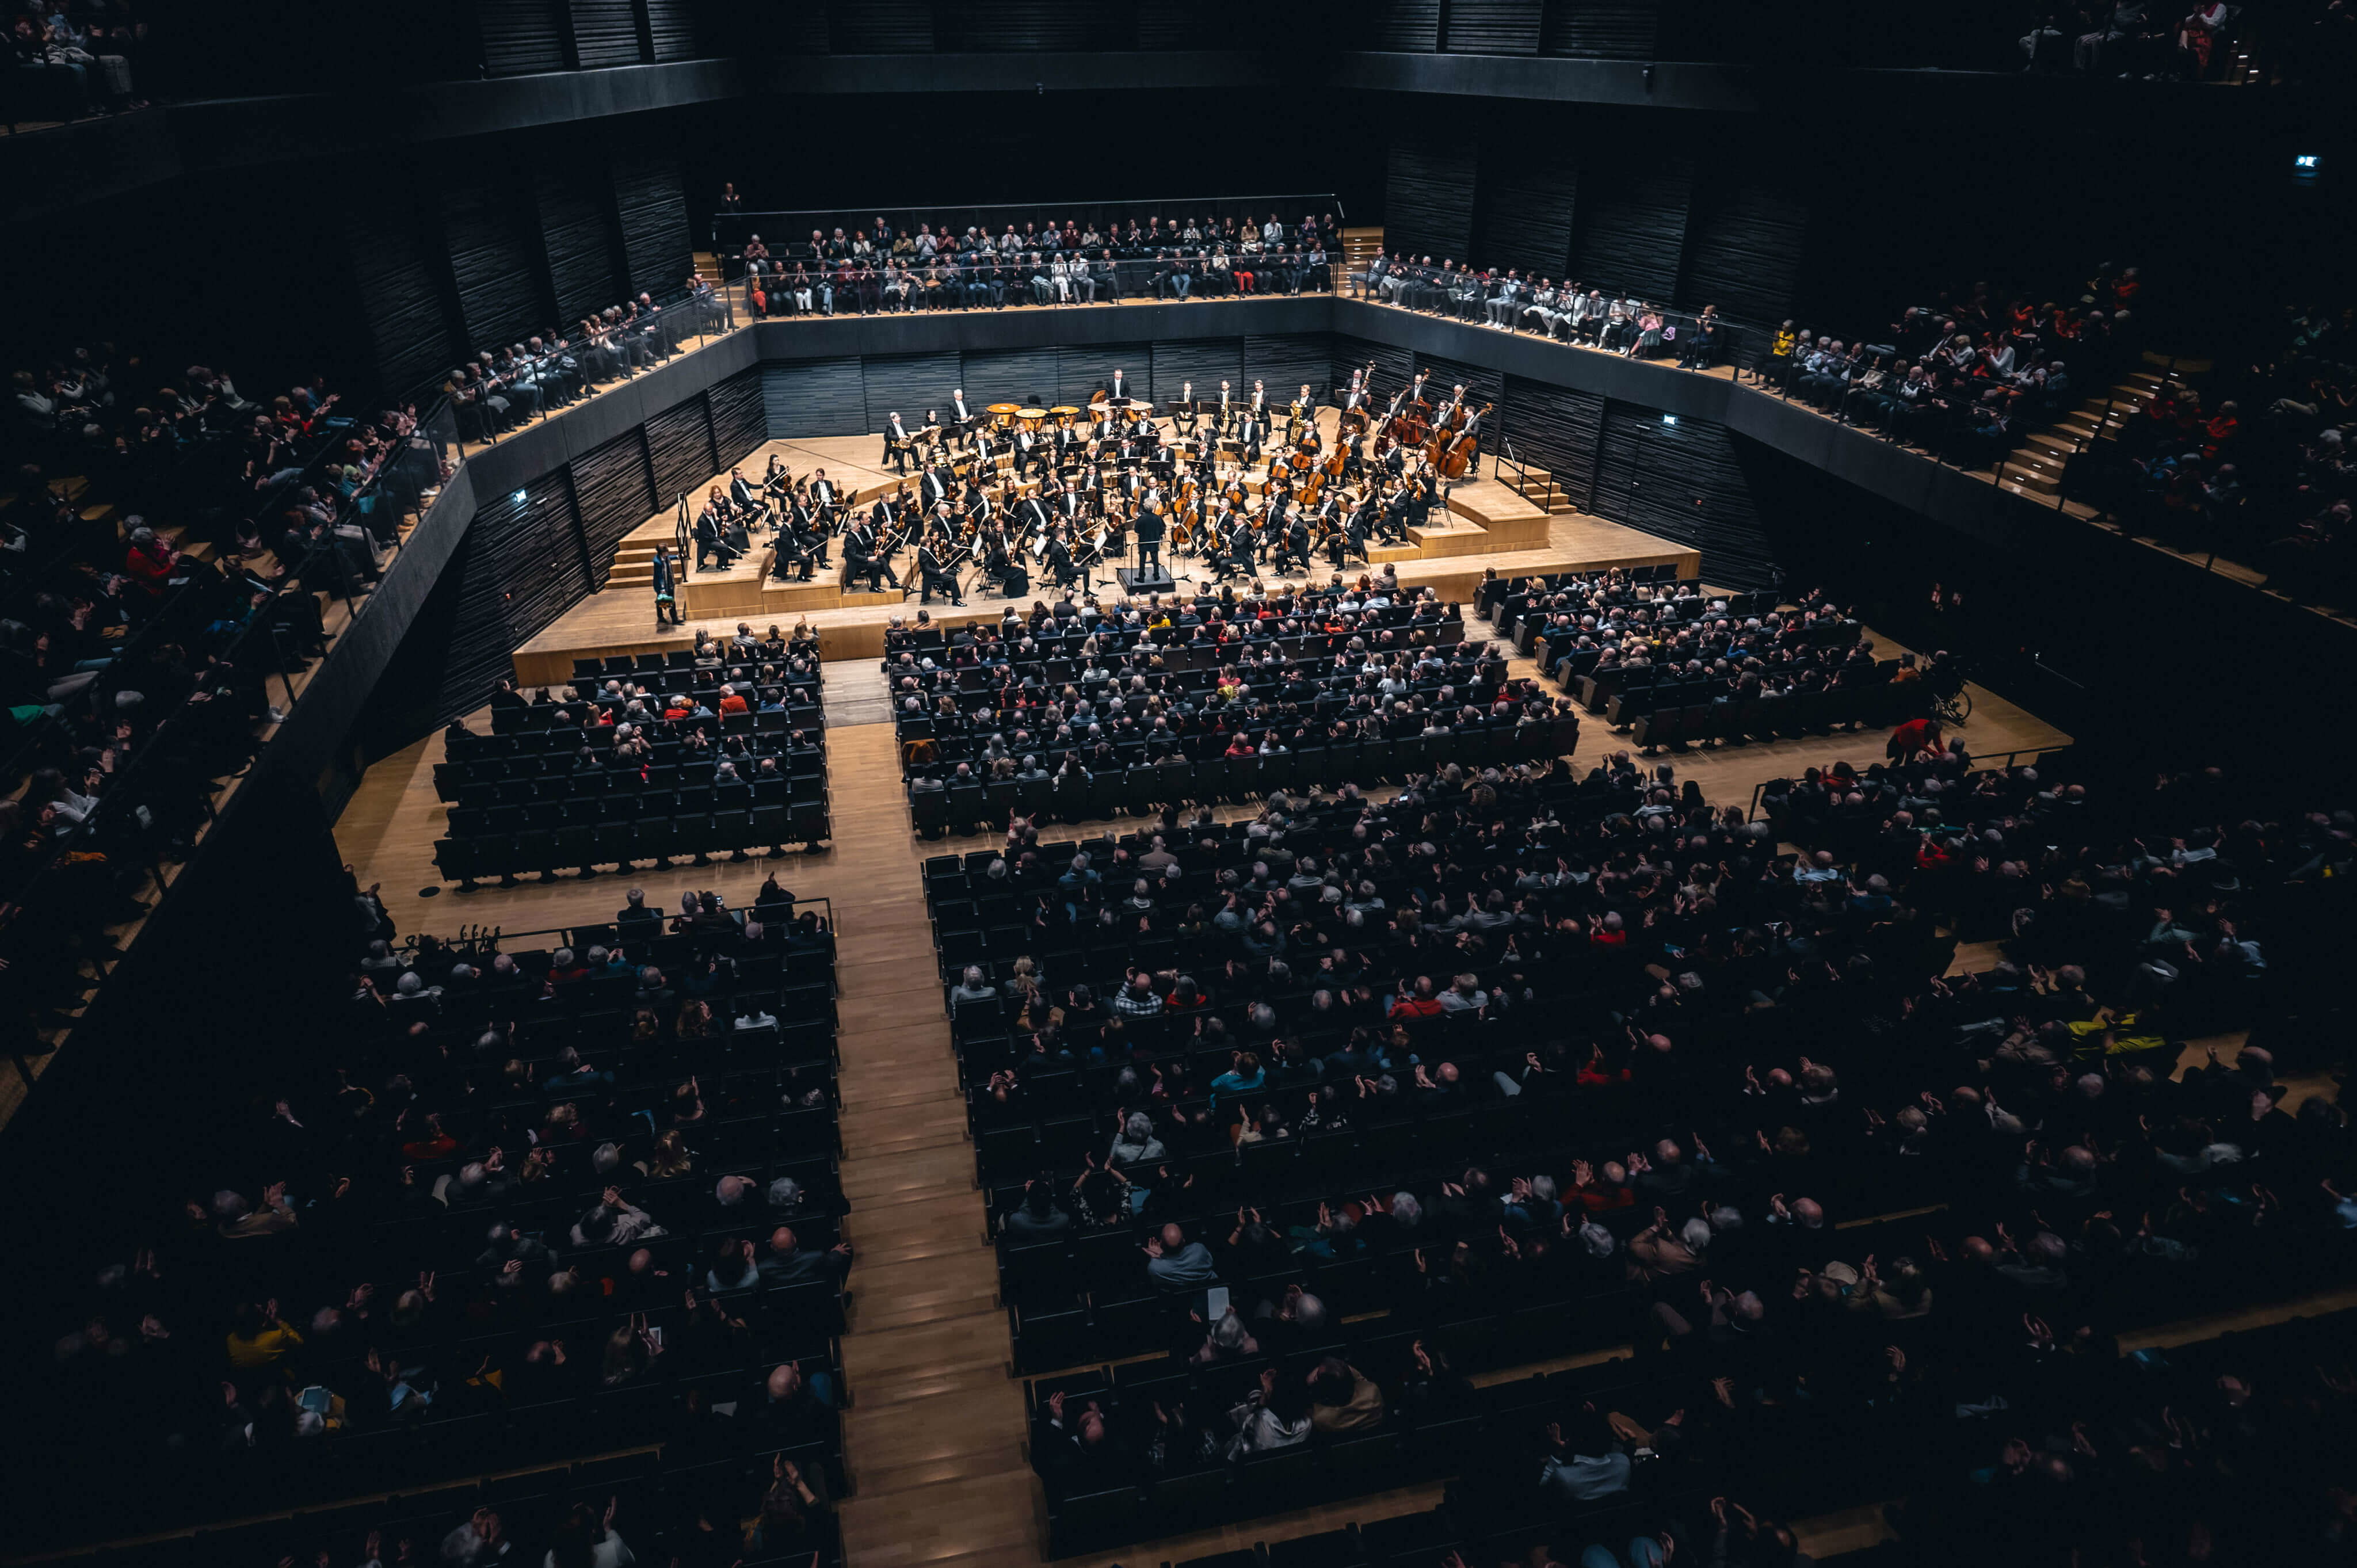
[1409,352,1502,413]
[1385,140,1479,264]
[1137,0,1246,45]
[1446,0,1544,52]
[956,348,1056,410]
[1568,157,1692,302]
[1057,344,1153,410]
[571,0,643,65]
[1370,0,1444,48]
[1679,176,1810,369]
[442,177,544,352]
[536,167,619,325]
[613,156,691,296]
[1592,402,1774,587]
[428,468,586,726]
[346,198,455,402]
[1502,374,1603,511]
[862,350,962,434]
[1541,0,1660,57]
[826,0,933,49]
[1151,338,1244,409]
[708,366,769,474]
[1331,334,1414,407]
[478,0,567,74]
[1245,333,1334,403]
[645,0,701,59]
[936,0,1131,49]
[1477,152,1579,281]
[765,358,868,438]
[644,394,718,508]
[570,426,657,590]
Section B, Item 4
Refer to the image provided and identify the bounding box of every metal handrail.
[1746,742,2074,821]
[399,896,840,960]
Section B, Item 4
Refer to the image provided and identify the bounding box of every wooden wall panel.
[1502,373,1602,511]
[536,166,620,325]
[1057,342,1153,410]
[571,0,644,66]
[708,365,769,475]
[1331,334,1413,409]
[1477,152,1578,282]
[1244,333,1332,405]
[570,426,657,590]
[959,347,1059,410]
[443,176,545,351]
[1385,139,1479,263]
[936,0,1134,49]
[1446,0,1544,53]
[862,350,963,434]
[645,394,718,508]
[1150,337,1244,409]
[1540,0,1660,58]
[1369,0,1443,49]
[1567,157,1691,302]
[1679,176,1810,369]
[613,155,692,297]
[478,0,567,75]
[825,0,933,50]
[428,467,586,724]
[346,195,456,403]
[1136,0,1248,45]
[646,0,703,60]
[1592,400,1775,587]
[765,358,868,438]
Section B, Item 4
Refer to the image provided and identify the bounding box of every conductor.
[1133,502,1166,578]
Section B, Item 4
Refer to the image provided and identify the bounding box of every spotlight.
[1660,414,1678,427]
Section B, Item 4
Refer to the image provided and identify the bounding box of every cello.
[1440,402,1493,480]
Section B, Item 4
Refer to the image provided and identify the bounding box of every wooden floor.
[331,600,2083,1567]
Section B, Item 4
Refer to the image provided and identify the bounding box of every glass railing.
[714,193,1340,261]
[734,247,1341,319]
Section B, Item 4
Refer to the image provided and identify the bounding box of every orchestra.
[665,365,1482,608]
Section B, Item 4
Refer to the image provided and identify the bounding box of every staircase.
[1992,354,2188,505]
[1341,227,1383,275]
[693,250,725,289]
[607,534,663,592]
[1498,460,1580,516]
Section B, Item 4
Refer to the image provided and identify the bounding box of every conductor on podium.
[1134,502,1166,577]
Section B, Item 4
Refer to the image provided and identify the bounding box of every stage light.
[2295,154,2319,169]
[1660,414,1678,427]
[512,489,528,503]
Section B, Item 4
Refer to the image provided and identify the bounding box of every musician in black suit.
[773,517,815,580]
[916,539,963,605]
[883,412,916,474]
[844,517,899,591]
[1276,512,1311,575]
[1133,502,1166,577]
[693,502,741,571]
[1015,424,1050,480]
[1016,490,1052,543]
[948,388,975,443]
[1053,481,1086,528]
[1044,528,1081,590]
[728,467,772,527]
[1171,381,1199,437]
[1235,411,1265,467]
[1108,368,1131,406]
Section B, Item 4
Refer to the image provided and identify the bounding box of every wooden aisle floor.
[330,625,2078,1567]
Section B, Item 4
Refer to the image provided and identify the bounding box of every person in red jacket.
[122,523,179,598]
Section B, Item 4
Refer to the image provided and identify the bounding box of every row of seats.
[434,801,833,886]
[909,723,1575,837]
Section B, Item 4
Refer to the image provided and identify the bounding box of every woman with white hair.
[1110,1111,1166,1165]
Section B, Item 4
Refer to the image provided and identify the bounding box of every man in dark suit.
[1044,528,1081,590]
[1172,381,1199,437]
[729,467,771,526]
[1109,368,1131,406]
[883,411,916,473]
[916,539,963,605]
[1133,502,1166,578]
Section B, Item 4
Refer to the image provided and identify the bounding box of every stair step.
[2003,467,2061,493]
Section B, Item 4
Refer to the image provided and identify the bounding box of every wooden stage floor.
[513,410,1696,680]
[334,607,2072,1568]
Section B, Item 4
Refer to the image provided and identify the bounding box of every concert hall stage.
[510,414,1699,682]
